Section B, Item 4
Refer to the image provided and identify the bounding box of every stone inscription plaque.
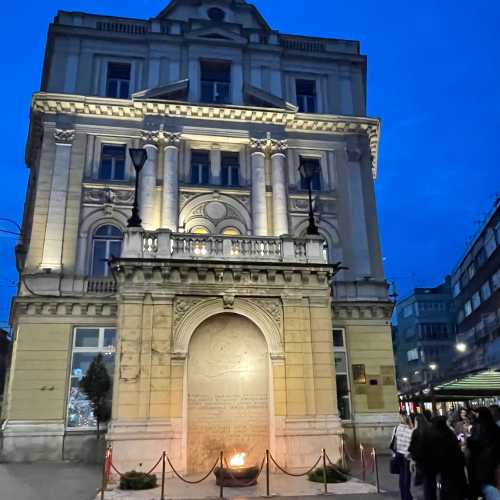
[187,314,269,472]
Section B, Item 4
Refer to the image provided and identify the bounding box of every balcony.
[121,229,327,265]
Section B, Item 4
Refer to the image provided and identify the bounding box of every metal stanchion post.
[341,437,345,470]
[219,451,224,499]
[322,448,328,494]
[372,448,380,493]
[161,451,166,500]
[360,444,366,482]
[100,447,109,500]
[266,450,270,497]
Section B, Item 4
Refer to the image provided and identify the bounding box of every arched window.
[191,226,210,235]
[222,227,241,236]
[91,225,123,277]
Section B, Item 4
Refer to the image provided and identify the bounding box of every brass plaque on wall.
[352,364,367,384]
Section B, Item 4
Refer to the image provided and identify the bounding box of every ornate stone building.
[1,0,398,469]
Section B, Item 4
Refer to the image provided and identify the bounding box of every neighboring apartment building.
[394,281,456,391]
[1,0,397,470]
[452,199,500,373]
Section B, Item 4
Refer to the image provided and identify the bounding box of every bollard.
[100,447,110,500]
[360,444,366,482]
[160,451,166,500]
[372,448,380,494]
[322,448,328,494]
[219,451,224,499]
[266,450,270,497]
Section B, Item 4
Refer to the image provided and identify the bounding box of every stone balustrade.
[121,228,327,265]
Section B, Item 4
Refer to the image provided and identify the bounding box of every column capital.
[250,133,288,156]
[53,129,75,145]
[141,128,181,148]
[345,146,362,162]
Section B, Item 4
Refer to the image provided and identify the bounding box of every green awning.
[434,369,500,397]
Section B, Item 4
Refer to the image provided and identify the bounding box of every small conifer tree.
[79,353,112,438]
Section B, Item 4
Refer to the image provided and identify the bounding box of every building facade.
[452,200,500,374]
[0,329,10,411]
[1,0,397,469]
[393,281,456,393]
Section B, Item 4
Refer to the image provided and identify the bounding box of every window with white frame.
[91,225,123,277]
[106,62,131,99]
[472,292,481,310]
[296,79,317,113]
[99,145,126,181]
[190,150,210,185]
[332,329,351,420]
[221,152,240,187]
[67,327,116,428]
[485,232,497,258]
[464,301,473,317]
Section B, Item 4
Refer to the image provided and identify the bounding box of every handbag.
[389,427,401,475]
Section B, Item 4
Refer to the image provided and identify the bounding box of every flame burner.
[214,453,260,487]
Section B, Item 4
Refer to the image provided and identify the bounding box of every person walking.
[391,413,414,500]
[427,416,468,500]
[409,413,436,500]
[468,408,500,500]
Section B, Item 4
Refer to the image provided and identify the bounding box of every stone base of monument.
[214,466,260,487]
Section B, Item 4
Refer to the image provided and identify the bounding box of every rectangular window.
[407,348,419,362]
[106,63,131,99]
[221,152,240,187]
[299,158,321,191]
[332,329,351,420]
[475,248,487,268]
[472,292,481,310]
[201,61,231,104]
[67,327,116,428]
[452,281,461,297]
[492,270,500,291]
[464,301,473,317]
[191,150,210,185]
[481,281,492,301]
[485,234,497,258]
[296,79,317,113]
[99,145,126,181]
[468,264,476,280]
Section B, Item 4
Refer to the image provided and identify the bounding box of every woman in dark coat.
[427,416,468,500]
[467,407,500,500]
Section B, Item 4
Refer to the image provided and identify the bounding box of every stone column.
[249,139,268,236]
[138,139,158,231]
[270,140,289,236]
[162,133,181,231]
[40,129,75,270]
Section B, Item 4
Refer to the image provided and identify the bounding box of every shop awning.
[433,369,500,398]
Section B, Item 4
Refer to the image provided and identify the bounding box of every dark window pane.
[202,165,210,184]
[109,241,122,260]
[231,167,239,186]
[92,241,107,277]
[201,61,231,82]
[114,160,125,180]
[106,80,118,99]
[75,329,99,348]
[221,166,229,186]
[333,330,344,347]
[99,159,112,180]
[104,329,116,350]
[191,166,199,184]
[296,79,316,96]
[108,63,131,80]
[118,81,130,99]
[72,353,98,378]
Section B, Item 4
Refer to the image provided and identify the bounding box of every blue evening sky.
[1,0,499,327]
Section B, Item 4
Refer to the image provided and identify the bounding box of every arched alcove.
[187,313,270,472]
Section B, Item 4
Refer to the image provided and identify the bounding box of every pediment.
[186,26,247,44]
[156,0,271,31]
[132,79,189,101]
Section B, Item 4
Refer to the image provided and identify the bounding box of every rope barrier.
[145,455,164,476]
[269,451,322,477]
[167,456,219,484]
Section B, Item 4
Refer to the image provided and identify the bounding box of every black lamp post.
[127,148,148,228]
[298,159,320,235]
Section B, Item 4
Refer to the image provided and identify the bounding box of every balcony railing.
[122,229,327,265]
[86,278,117,294]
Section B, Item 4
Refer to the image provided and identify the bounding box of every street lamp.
[456,342,467,353]
[127,148,148,228]
[298,159,320,235]
[429,363,438,371]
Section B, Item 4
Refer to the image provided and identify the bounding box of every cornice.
[332,300,394,321]
[12,298,118,319]
[31,93,381,177]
